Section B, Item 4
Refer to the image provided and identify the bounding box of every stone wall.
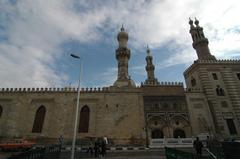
[0,87,146,145]
[184,59,240,138]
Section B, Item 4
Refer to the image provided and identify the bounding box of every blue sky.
[0,0,240,88]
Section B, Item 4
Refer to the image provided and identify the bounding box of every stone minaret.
[144,46,159,85]
[189,18,216,60]
[114,26,135,87]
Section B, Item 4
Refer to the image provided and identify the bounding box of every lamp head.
[70,54,80,59]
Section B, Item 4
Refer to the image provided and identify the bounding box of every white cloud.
[94,67,117,87]
[0,0,240,87]
[0,0,107,87]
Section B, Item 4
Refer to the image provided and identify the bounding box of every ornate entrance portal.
[151,129,164,139]
[173,129,186,138]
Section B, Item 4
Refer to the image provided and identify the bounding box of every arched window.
[216,85,225,96]
[32,106,46,133]
[212,73,218,80]
[191,78,196,87]
[173,129,186,138]
[78,106,90,133]
[237,73,240,80]
[219,88,225,96]
[0,105,2,118]
[151,129,163,139]
[226,119,237,135]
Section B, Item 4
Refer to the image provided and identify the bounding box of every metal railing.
[7,145,61,159]
[150,138,194,148]
[165,147,214,159]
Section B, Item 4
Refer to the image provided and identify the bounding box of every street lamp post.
[70,54,82,159]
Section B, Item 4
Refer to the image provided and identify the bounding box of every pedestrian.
[101,139,106,157]
[87,139,94,156]
[58,135,64,146]
[206,136,210,149]
[94,140,100,158]
[193,137,203,156]
[103,136,108,145]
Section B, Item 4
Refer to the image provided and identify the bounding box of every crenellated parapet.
[143,80,160,85]
[0,87,111,93]
[142,81,183,86]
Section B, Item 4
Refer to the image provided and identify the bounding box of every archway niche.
[78,105,90,133]
[151,129,164,139]
[173,129,186,138]
[32,105,46,133]
[0,105,2,118]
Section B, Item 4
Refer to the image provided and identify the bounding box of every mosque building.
[0,19,240,146]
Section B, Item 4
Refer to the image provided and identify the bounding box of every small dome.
[194,18,199,26]
[189,18,193,25]
[146,45,152,56]
[128,79,136,87]
[117,26,128,41]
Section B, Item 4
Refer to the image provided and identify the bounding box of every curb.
[61,146,150,151]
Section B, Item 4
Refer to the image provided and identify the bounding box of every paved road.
[60,149,166,159]
[0,148,210,159]
[0,149,165,159]
[59,148,211,159]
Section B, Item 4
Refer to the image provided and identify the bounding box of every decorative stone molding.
[185,88,202,92]
[184,59,240,75]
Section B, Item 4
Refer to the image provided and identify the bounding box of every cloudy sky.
[0,0,240,88]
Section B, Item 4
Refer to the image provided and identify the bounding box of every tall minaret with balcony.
[189,18,216,60]
[144,46,159,85]
[114,26,136,87]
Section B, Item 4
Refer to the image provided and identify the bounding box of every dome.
[117,26,128,41]
[194,18,199,26]
[128,78,136,87]
[189,18,193,25]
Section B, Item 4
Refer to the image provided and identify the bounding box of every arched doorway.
[0,105,2,118]
[173,129,186,138]
[32,105,46,133]
[151,129,163,139]
[78,105,90,133]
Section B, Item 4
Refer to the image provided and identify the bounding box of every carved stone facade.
[185,60,240,138]
[185,19,240,138]
[142,87,192,146]
[0,20,240,145]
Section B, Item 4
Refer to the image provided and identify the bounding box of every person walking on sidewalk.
[101,139,106,157]
[194,137,203,156]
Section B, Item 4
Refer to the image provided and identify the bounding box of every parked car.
[0,139,35,151]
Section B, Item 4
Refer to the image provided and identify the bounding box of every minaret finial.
[194,17,199,26]
[146,45,151,56]
[189,17,194,27]
[121,24,124,31]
